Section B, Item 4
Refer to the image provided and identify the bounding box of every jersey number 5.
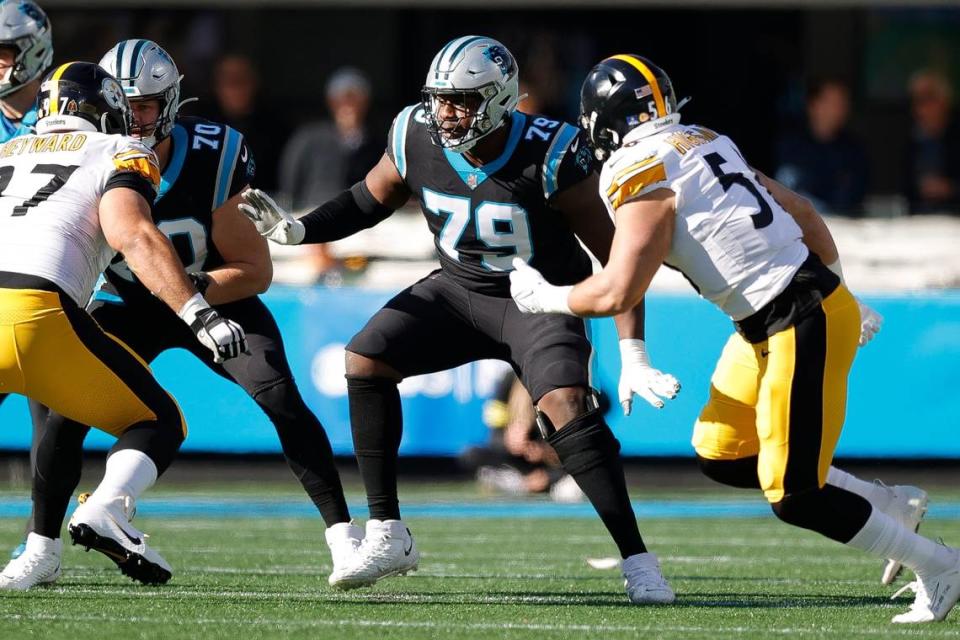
[0,164,80,216]
[703,152,773,229]
[422,188,532,271]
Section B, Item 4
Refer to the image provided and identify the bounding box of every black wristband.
[300,181,395,244]
[189,271,212,295]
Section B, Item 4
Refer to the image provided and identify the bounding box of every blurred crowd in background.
[41,5,960,287]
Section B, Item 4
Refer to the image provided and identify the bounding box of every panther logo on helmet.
[482,45,514,76]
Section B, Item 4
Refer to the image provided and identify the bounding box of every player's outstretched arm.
[240,153,411,246]
[552,176,679,412]
[204,189,273,305]
[100,187,248,362]
[756,170,882,346]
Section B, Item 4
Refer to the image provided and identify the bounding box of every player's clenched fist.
[178,294,248,363]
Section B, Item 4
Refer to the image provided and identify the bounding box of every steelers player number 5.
[703,152,773,229]
[422,188,532,271]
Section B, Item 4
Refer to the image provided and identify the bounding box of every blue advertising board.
[0,287,957,458]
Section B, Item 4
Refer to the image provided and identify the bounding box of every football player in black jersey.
[241,36,680,603]
[0,40,358,590]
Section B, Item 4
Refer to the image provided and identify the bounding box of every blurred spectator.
[775,79,868,216]
[460,371,585,503]
[279,67,382,282]
[209,53,289,193]
[905,70,960,215]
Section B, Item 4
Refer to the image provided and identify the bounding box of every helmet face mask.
[422,36,520,153]
[421,85,498,150]
[99,40,181,148]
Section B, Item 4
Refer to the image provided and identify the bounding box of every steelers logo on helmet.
[101,76,124,110]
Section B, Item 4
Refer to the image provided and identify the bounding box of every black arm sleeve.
[103,171,157,210]
[299,180,395,244]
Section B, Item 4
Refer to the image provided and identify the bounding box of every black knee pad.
[545,408,620,476]
[697,455,762,489]
[250,378,304,422]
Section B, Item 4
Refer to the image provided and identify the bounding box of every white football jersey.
[599,123,809,321]
[0,131,159,305]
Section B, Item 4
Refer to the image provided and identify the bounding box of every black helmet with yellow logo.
[36,62,129,136]
[580,54,680,160]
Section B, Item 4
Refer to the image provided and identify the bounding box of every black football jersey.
[103,116,255,303]
[387,105,598,296]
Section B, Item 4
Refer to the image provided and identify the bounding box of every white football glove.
[509,257,574,315]
[618,339,680,414]
[178,294,248,363]
[856,299,883,347]
[238,188,305,245]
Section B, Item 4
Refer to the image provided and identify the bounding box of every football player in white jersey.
[0,61,247,588]
[510,54,957,624]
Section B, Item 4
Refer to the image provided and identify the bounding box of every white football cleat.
[67,495,172,585]
[329,519,419,590]
[325,521,363,586]
[881,484,929,585]
[892,553,960,623]
[0,533,61,590]
[622,552,675,604]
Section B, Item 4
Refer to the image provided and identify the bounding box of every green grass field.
[1,484,959,639]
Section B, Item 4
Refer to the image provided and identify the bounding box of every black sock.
[771,485,873,543]
[547,409,646,558]
[347,377,403,521]
[254,381,350,527]
[33,416,89,540]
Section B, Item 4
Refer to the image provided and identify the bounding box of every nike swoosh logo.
[152,71,166,80]
[404,530,414,556]
[118,526,142,546]
[569,137,579,154]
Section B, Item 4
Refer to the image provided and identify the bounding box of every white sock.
[89,449,158,504]
[847,507,957,579]
[827,467,894,512]
[24,532,60,554]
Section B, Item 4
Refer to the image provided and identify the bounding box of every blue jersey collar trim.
[157,124,188,202]
[443,112,527,190]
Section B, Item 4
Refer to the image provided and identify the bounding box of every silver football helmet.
[99,39,180,147]
[0,1,53,98]
[422,35,520,153]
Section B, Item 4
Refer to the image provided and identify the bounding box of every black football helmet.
[580,54,679,160]
[36,62,129,135]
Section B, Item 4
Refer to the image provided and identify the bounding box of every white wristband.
[825,259,844,283]
[546,285,575,315]
[619,338,651,366]
[177,292,211,326]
